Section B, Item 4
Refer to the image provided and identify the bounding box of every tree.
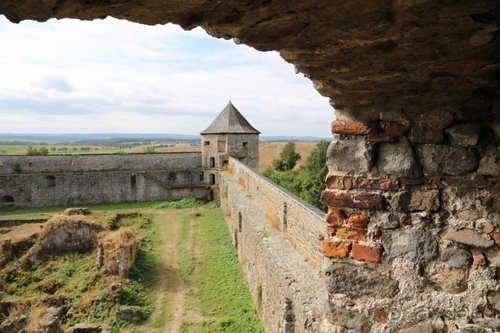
[270,142,301,171]
[262,140,329,211]
[295,140,329,210]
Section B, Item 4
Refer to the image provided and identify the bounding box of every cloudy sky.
[0,15,334,137]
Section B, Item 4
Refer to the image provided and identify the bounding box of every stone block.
[325,262,399,298]
[347,214,370,228]
[331,120,371,135]
[380,121,409,138]
[389,191,411,212]
[384,228,438,263]
[322,240,350,258]
[442,229,494,248]
[321,191,385,210]
[430,268,468,294]
[477,148,500,176]
[377,137,422,177]
[372,308,388,324]
[419,144,478,176]
[441,248,472,268]
[352,243,381,263]
[326,138,373,173]
[409,189,440,211]
[410,125,444,144]
[444,123,481,146]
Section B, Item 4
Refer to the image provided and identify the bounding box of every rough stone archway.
[1,1,499,332]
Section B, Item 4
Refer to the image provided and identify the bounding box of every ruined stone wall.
[0,153,209,207]
[320,117,499,332]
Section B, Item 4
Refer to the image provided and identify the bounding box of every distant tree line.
[262,141,329,211]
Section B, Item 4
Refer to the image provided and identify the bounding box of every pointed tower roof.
[201,101,260,135]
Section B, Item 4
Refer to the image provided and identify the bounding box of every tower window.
[204,141,210,145]
[131,174,137,187]
[199,171,204,181]
[210,157,215,168]
[243,142,248,147]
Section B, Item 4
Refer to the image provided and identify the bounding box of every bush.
[26,146,49,155]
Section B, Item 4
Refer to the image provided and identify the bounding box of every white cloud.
[0,16,334,137]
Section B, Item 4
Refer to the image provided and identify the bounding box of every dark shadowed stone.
[377,137,422,177]
[411,126,444,144]
[444,123,481,146]
[325,262,399,298]
[389,191,411,212]
[419,145,478,176]
[430,268,468,294]
[442,229,494,248]
[383,228,438,263]
[441,248,472,268]
[327,138,373,173]
[477,149,500,176]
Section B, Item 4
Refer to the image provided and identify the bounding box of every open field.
[0,200,262,332]
[259,141,321,171]
[0,142,200,155]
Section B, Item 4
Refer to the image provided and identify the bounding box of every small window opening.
[168,172,176,181]
[131,174,137,187]
[238,212,242,232]
[210,157,215,168]
[243,142,248,147]
[47,175,56,187]
[233,231,238,249]
[199,171,204,181]
[204,141,210,145]
[210,173,216,185]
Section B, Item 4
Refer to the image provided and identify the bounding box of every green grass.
[0,198,206,216]
[179,207,263,333]
[152,197,207,209]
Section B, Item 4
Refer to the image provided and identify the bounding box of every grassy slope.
[179,206,263,333]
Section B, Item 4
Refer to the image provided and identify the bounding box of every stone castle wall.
[0,152,201,174]
[219,158,331,332]
[0,153,210,207]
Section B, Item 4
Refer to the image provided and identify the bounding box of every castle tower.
[201,101,260,174]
